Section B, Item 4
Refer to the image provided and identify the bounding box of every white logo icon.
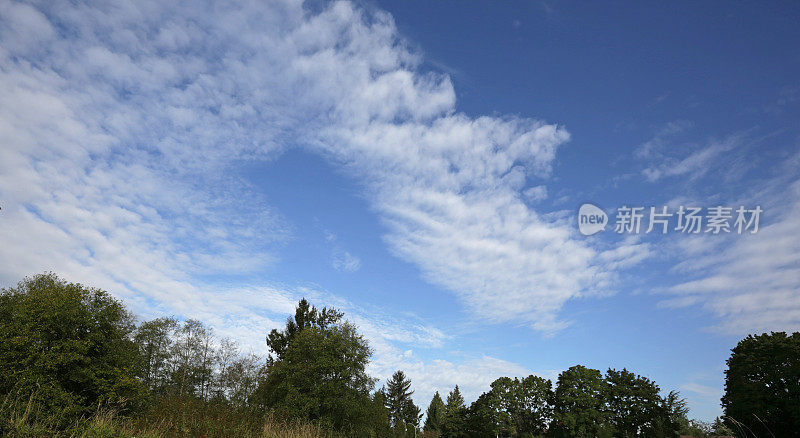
[578,203,607,236]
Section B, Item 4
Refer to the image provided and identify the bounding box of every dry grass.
[1,394,330,438]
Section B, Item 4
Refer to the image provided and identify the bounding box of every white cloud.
[659,156,800,335]
[634,120,692,159]
[332,250,361,273]
[0,0,641,335]
[680,382,722,400]
[642,136,737,182]
[524,185,548,203]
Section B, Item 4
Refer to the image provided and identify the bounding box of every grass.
[1,393,330,438]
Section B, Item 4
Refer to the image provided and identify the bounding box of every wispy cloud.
[332,250,361,273]
[635,120,693,159]
[659,152,800,334]
[680,382,722,400]
[642,139,734,182]
[0,0,644,336]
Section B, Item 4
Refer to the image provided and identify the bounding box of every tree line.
[1,273,797,437]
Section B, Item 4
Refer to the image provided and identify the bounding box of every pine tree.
[385,370,420,434]
[423,391,445,432]
[442,386,467,437]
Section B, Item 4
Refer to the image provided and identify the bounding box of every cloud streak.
[659,151,800,334]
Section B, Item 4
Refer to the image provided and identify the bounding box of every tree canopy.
[721,331,800,437]
[256,301,378,435]
[385,370,421,434]
[265,298,343,362]
[551,365,609,437]
[0,273,144,423]
[423,391,445,432]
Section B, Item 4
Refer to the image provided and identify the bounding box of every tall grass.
[1,392,330,438]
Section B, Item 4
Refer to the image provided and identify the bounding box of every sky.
[1,0,799,421]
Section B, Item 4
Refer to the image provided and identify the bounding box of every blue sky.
[1,0,799,421]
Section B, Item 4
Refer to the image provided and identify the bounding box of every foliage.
[661,390,690,437]
[605,368,667,437]
[441,386,467,438]
[0,273,145,426]
[677,418,713,438]
[423,391,445,433]
[551,365,609,437]
[256,319,377,435]
[721,331,800,437]
[464,391,502,437]
[265,299,343,362]
[134,317,178,396]
[385,370,421,434]
[490,375,553,436]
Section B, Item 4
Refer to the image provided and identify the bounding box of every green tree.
[721,332,800,437]
[134,316,177,395]
[465,391,502,437]
[215,338,264,407]
[473,375,554,437]
[386,370,421,435]
[488,377,516,435]
[0,273,145,423]
[424,391,446,433]
[441,386,467,438]
[256,300,376,435]
[515,375,554,436]
[605,368,666,437]
[265,298,343,361]
[662,390,689,437]
[551,365,610,437]
[677,418,713,438]
[169,319,215,398]
[371,388,394,437]
[710,416,736,436]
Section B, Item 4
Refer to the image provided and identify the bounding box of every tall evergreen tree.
[441,386,467,437]
[423,391,446,432]
[385,370,420,434]
[371,388,393,437]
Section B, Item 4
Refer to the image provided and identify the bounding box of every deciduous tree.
[721,331,800,437]
[0,273,144,423]
[551,365,610,437]
[605,368,666,437]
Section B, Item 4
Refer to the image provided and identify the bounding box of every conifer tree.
[441,386,467,437]
[423,391,445,432]
[385,370,420,434]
